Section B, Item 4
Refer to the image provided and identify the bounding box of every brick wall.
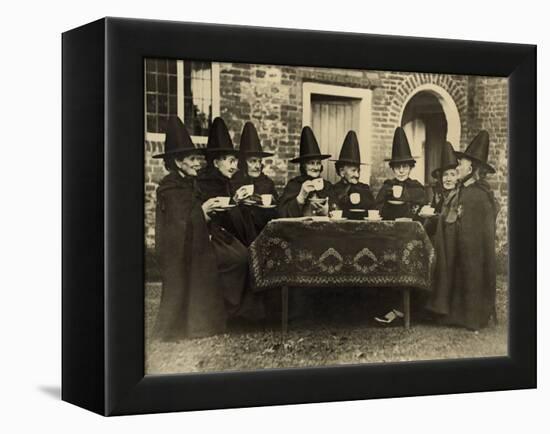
[217,63,379,190]
[466,76,508,252]
[144,63,508,252]
[145,140,165,248]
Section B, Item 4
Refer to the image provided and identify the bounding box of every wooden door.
[311,97,360,184]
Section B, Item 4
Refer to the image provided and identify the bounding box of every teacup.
[392,185,403,198]
[349,192,360,205]
[260,194,272,206]
[330,210,343,219]
[241,184,254,197]
[216,196,231,207]
[312,178,324,191]
[368,210,380,219]
[421,205,435,216]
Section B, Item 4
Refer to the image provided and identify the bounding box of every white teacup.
[216,196,231,207]
[349,192,360,205]
[242,184,254,196]
[260,194,272,206]
[392,185,403,198]
[368,210,380,219]
[420,205,435,216]
[312,178,324,191]
[330,210,343,219]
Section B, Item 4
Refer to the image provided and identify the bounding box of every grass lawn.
[145,276,508,374]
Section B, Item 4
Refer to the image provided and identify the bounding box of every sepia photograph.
[1,0,541,425]
[143,58,508,374]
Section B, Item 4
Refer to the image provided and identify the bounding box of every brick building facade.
[145,60,508,255]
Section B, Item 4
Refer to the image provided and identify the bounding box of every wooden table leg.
[403,288,411,329]
[281,285,289,337]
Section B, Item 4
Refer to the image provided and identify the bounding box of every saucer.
[364,217,382,222]
[256,204,277,209]
[388,200,405,205]
[213,204,236,211]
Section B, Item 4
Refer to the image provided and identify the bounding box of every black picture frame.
[62,17,536,416]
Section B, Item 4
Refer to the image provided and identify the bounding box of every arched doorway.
[399,84,461,189]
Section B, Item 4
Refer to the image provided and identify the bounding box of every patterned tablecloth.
[249,218,435,291]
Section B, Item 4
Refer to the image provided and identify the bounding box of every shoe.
[374,309,404,324]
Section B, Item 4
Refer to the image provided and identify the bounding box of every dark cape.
[424,184,455,239]
[375,177,428,220]
[231,170,279,234]
[197,167,265,320]
[329,180,375,217]
[426,177,498,330]
[278,174,332,217]
[196,167,258,246]
[154,172,226,340]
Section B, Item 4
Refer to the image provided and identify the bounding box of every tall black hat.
[385,127,418,164]
[152,116,204,159]
[331,130,366,166]
[239,121,273,158]
[290,126,331,163]
[205,117,238,155]
[431,141,459,179]
[455,130,496,173]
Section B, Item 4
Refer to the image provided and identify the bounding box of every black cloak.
[154,172,226,340]
[426,177,498,330]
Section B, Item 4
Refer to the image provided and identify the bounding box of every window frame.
[144,60,220,144]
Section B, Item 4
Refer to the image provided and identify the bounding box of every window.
[145,59,178,134]
[183,61,213,137]
[145,59,220,143]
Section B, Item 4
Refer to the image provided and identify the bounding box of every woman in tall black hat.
[152,116,226,340]
[231,121,279,233]
[374,127,429,325]
[196,117,264,320]
[196,117,258,246]
[232,121,278,198]
[426,130,499,330]
[329,130,375,218]
[430,141,460,213]
[422,141,460,238]
[375,127,428,221]
[278,126,332,217]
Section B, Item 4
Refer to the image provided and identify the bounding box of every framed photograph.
[62,17,536,416]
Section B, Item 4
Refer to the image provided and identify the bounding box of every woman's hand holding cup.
[310,197,328,215]
[202,197,221,220]
[297,180,316,204]
[233,185,253,203]
[419,205,436,217]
